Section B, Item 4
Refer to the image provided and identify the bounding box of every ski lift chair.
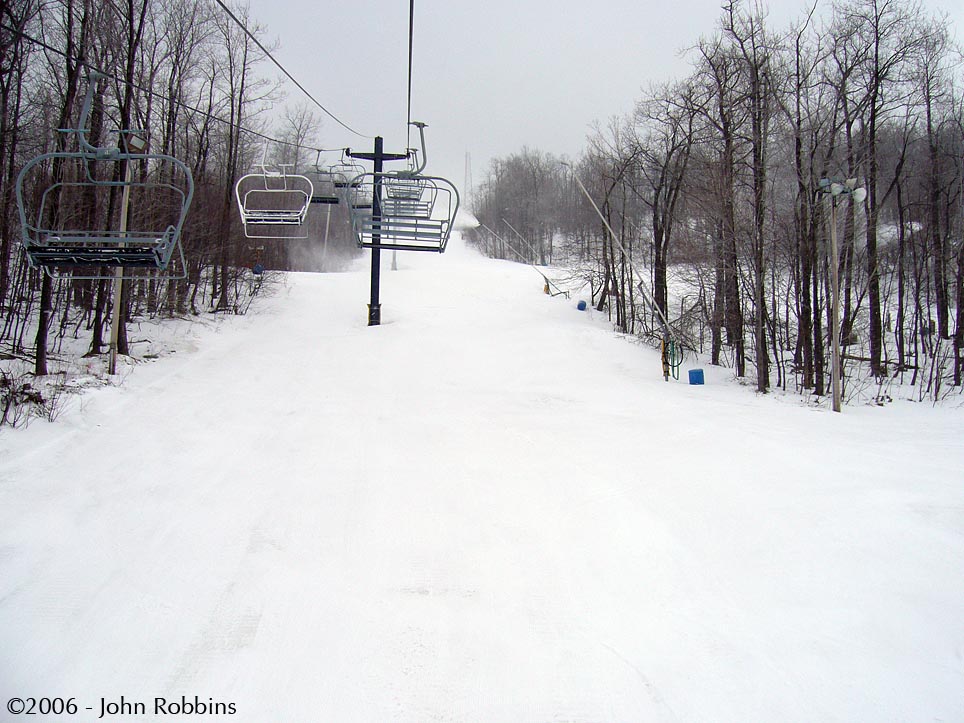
[235,164,313,239]
[380,175,432,218]
[308,151,345,207]
[15,75,194,280]
[329,158,366,189]
[346,172,459,252]
[308,169,341,206]
[345,122,460,252]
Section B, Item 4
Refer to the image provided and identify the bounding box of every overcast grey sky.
[244,0,964,197]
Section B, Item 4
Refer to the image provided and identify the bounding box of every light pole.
[817,177,866,412]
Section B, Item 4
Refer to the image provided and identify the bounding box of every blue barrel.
[577,300,587,311]
[688,369,704,385]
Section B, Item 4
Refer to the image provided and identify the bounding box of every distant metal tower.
[464,151,474,212]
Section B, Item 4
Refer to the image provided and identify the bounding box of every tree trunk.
[926,100,949,339]
[88,279,108,355]
[711,223,725,366]
[954,244,963,385]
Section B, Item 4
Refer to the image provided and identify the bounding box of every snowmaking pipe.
[480,222,568,296]
[502,218,541,262]
[500,219,571,297]
[560,161,684,379]
[560,161,674,336]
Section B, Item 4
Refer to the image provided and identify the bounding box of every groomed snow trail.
[2,237,963,722]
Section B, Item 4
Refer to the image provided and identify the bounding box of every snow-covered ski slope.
[2,235,963,722]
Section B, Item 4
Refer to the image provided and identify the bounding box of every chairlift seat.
[25,224,185,271]
[240,207,309,225]
[29,244,166,268]
[357,215,449,252]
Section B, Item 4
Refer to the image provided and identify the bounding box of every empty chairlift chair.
[346,172,459,252]
[344,121,460,253]
[329,159,366,190]
[235,165,313,240]
[326,160,369,209]
[308,167,341,206]
[380,175,431,218]
[15,73,194,280]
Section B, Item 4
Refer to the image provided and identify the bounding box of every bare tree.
[632,80,697,321]
[724,0,778,392]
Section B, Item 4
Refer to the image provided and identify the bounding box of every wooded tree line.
[471,0,964,401]
[0,0,355,377]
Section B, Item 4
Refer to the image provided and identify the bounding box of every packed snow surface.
[2,235,963,722]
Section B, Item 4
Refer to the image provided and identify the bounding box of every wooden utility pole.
[108,158,134,375]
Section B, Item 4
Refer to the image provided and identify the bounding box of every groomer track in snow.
[2,234,963,722]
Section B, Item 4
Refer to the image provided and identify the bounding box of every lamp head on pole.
[120,130,148,154]
[818,176,865,201]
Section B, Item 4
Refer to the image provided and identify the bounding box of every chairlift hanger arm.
[314,147,349,171]
[74,71,108,155]
[348,123,427,169]
[407,121,427,175]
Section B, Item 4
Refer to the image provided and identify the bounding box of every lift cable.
[210,0,373,140]
[406,0,415,149]
[2,23,350,158]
